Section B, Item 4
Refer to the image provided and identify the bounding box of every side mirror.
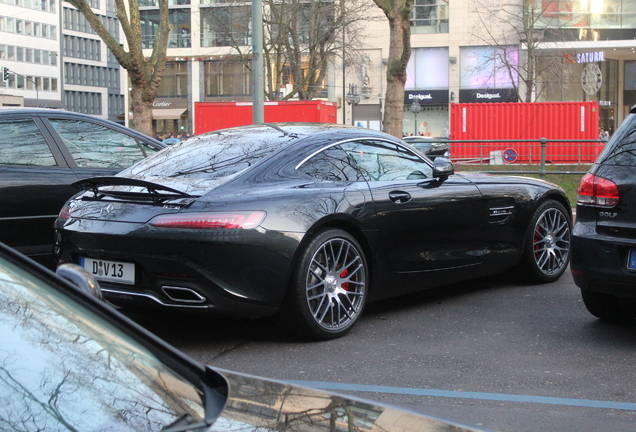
[56,264,103,300]
[433,157,454,178]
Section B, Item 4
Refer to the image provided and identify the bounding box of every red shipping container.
[195,100,338,135]
[449,101,600,164]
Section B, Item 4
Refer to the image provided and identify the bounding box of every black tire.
[518,199,571,284]
[283,228,368,340]
[581,290,636,323]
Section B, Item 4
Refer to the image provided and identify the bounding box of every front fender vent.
[489,205,514,223]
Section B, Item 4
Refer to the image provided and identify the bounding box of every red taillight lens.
[149,211,266,229]
[58,204,71,220]
[577,173,619,207]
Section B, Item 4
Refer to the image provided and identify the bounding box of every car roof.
[0,107,164,145]
[219,122,400,140]
[0,107,70,115]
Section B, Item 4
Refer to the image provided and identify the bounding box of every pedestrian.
[602,129,610,141]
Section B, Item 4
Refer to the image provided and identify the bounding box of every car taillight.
[577,173,619,207]
[58,204,71,220]
[149,211,266,229]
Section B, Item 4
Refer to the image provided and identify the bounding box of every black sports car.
[55,124,572,339]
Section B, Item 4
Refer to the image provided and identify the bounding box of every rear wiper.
[72,176,195,203]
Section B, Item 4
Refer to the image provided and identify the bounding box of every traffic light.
[2,67,8,82]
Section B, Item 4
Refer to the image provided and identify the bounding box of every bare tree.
[372,0,413,138]
[206,0,372,101]
[64,0,171,136]
[469,0,573,102]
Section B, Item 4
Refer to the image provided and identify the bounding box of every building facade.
[0,0,62,108]
[2,0,636,138]
[62,0,125,122]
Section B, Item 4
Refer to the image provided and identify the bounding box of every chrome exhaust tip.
[161,286,207,304]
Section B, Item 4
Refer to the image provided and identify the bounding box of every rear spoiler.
[72,176,196,203]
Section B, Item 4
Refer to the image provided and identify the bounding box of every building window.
[200,5,251,47]
[411,0,448,34]
[204,60,251,98]
[157,62,188,98]
[65,91,102,115]
[141,8,191,49]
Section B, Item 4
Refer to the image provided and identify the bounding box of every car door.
[341,140,486,274]
[0,114,79,262]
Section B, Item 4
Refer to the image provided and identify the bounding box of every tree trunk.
[130,87,154,138]
[373,0,412,139]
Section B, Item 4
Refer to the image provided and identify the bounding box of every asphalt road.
[124,269,636,432]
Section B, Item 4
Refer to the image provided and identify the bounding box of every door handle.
[389,191,411,204]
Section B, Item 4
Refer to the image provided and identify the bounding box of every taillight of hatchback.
[577,173,619,207]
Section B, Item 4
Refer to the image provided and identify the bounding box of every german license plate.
[80,257,135,285]
[628,250,636,270]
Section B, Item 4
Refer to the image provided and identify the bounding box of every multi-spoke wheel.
[284,229,368,340]
[519,200,571,283]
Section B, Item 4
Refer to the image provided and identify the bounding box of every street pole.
[410,99,421,136]
[252,0,264,124]
[345,84,360,126]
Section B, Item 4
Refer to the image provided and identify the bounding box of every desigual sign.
[459,89,517,103]
[403,90,449,105]
[476,92,501,99]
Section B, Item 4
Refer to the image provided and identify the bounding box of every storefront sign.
[459,89,517,103]
[565,51,605,64]
[404,90,449,105]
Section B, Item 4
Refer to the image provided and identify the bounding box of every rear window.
[126,127,298,179]
[598,115,636,166]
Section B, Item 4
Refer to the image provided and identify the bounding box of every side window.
[298,146,365,182]
[0,118,56,166]
[601,115,636,166]
[49,118,160,169]
[340,140,433,181]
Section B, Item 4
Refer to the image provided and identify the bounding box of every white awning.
[152,108,187,119]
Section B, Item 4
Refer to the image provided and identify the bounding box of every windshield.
[0,257,206,431]
[125,127,298,180]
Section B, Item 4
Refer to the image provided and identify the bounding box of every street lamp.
[345,83,360,126]
[410,98,421,136]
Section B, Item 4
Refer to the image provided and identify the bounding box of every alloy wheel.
[305,237,366,332]
[533,207,571,275]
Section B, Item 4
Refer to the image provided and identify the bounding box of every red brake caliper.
[340,268,349,291]
[533,227,541,258]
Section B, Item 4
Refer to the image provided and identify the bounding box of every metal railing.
[443,138,604,179]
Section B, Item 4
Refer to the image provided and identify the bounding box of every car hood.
[210,368,486,432]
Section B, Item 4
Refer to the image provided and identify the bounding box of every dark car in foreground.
[55,123,572,339]
[403,136,451,160]
[0,108,165,268]
[571,106,636,322]
[0,241,487,432]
